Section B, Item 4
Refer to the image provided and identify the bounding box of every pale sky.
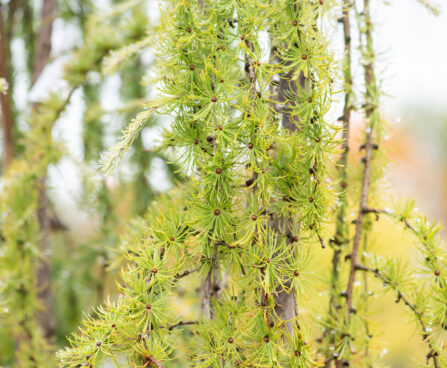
[375,0,447,109]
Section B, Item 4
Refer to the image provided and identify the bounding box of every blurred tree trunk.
[32,0,56,85]
[36,178,56,339]
[33,0,58,340]
[0,6,15,169]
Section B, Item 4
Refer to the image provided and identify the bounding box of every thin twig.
[318,234,327,249]
[166,320,197,331]
[175,263,203,280]
[345,119,373,313]
[355,263,439,368]
[345,0,376,317]
[326,2,353,363]
[148,355,162,368]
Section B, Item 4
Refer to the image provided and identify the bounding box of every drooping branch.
[345,0,376,317]
[331,0,353,280]
[345,110,373,312]
[334,1,379,365]
[355,263,440,368]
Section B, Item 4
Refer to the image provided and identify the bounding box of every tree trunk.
[271,53,305,335]
[36,178,56,339]
[32,0,56,85]
[33,0,58,341]
[0,6,14,169]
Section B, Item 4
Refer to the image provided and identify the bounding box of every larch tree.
[57,0,446,368]
[0,0,444,367]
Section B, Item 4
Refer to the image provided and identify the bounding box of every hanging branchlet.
[56,1,446,367]
[326,0,386,364]
[59,0,338,366]
[320,0,354,362]
[320,0,394,365]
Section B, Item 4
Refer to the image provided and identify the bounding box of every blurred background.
[0,0,445,366]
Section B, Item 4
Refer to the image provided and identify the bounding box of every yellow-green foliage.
[0,94,67,367]
[2,0,439,367]
[57,0,447,367]
[59,0,341,366]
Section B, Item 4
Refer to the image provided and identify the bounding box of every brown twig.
[335,1,379,365]
[318,234,327,249]
[175,263,203,280]
[329,4,353,365]
[345,0,376,317]
[345,116,373,313]
[148,355,162,368]
[361,207,390,215]
[166,320,197,331]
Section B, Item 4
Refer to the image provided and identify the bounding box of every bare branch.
[175,263,203,280]
[167,320,197,331]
